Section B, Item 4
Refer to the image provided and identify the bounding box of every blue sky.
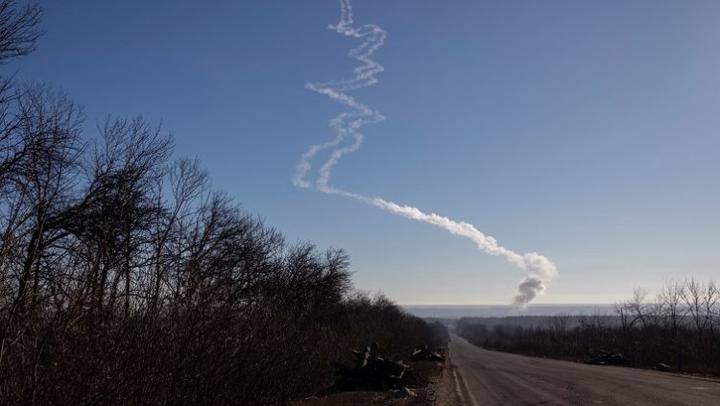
[16,0,720,304]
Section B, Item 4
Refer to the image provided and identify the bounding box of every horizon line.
[400,303,619,307]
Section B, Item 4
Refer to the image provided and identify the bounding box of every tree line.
[458,279,719,375]
[0,2,444,404]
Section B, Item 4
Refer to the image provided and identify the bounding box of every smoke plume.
[294,0,557,305]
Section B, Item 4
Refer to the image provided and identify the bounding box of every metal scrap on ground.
[410,344,445,362]
[331,343,409,392]
[587,351,627,366]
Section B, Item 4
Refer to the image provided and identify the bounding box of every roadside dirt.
[431,354,464,406]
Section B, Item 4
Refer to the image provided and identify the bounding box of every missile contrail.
[294,0,557,305]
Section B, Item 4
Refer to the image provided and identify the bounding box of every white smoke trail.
[294,0,557,305]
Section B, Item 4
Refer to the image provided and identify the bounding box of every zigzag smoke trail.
[293,0,557,305]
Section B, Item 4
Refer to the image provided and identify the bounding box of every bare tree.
[658,282,686,332]
[627,288,649,329]
[0,0,42,63]
[0,85,82,366]
[615,301,630,331]
[684,279,713,335]
[0,0,42,116]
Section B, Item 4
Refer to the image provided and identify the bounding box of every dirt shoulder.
[431,354,464,406]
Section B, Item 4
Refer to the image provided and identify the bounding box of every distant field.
[403,304,616,319]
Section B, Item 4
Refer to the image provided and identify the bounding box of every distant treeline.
[456,315,622,330]
[0,2,445,404]
[458,279,720,376]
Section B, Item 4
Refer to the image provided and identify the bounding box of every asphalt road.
[450,335,720,406]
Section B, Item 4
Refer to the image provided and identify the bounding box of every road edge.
[448,344,479,406]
